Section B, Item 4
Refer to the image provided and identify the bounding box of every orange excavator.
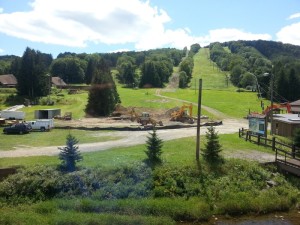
[170,103,194,124]
[263,102,291,115]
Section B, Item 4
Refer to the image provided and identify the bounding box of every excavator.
[170,103,194,124]
[130,108,163,126]
[263,102,291,115]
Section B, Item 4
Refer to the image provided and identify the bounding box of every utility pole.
[196,79,202,161]
[270,74,274,135]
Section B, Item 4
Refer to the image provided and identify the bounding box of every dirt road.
[0,118,247,158]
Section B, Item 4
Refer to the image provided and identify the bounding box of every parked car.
[3,123,32,134]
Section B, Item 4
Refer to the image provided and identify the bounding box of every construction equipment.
[170,103,194,124]
[54,112,72,120]
[263,102,291,115]
[130,108,163,126]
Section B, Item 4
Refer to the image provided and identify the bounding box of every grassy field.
[0,128,120,151]
[189,48,232,90]
[161,88,266,119]
[0,133,273,168]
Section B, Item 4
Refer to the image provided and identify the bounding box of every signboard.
[248,116,266,136]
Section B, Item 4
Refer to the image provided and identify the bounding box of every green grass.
[161,89,267,119]
[190,48,232,90]
[0,133,273,169]
[0,128,121,151]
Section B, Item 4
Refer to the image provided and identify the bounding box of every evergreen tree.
[144,129,163,168]
[202,126,224,165]
[85,58,120,116]
[17,47,52,97]
[58,134,82,172]
[294,129,300,148]
[288,68,300,101]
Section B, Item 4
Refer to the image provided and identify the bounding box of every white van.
[27,119,54,131]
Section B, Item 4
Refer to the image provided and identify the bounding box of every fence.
[239,128,300,170]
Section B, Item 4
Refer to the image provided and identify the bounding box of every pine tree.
[85,57,120,116]
[202,126,224,165]
[144,129,163,168]
[58,134,82,172]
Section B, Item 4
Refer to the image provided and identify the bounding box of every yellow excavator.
[130,108,163,126]
[170,103,194,124]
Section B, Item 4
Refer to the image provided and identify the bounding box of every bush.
[202,126,224,166]
[144,129,163,168]
[59,134,83,172]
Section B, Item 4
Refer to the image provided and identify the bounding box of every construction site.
[55,103,221,130]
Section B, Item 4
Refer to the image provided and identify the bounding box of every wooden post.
[292,145,296,159]
[272,136,276,151]
[257,135,260,145]
[196,79,202,161]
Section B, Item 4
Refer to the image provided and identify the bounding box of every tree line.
[0,46,190,116]
[209,40,300,102]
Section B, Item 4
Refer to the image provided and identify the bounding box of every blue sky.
[0,0,300,58]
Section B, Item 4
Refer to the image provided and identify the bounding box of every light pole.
[264,72,274,135]
[249,73,262,99]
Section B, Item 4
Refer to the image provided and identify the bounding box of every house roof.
[273,114,300,124]
[290,100,300,106]
[0,74,17,85]
[51,77,67,86]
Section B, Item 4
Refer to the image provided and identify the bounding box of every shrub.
[59,134,83,172]
[202,126,224,166]
[144,129,163,168]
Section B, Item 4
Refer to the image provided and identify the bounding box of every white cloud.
[288,13,300,20]
[0,0,274,51]
[0,0,172,48]
[0,8,3,13]
[0,48,4,54]
[276,22,300,45]
[196,28,272,47]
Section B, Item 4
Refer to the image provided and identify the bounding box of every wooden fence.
[239,128,300,172]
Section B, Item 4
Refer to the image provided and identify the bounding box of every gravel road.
[0,119,248,158]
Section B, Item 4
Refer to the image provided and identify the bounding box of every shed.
[290,100,300,114]
[51,77,67,87]
[273,114,300,137]
[0,74,17,88]
[35,109,61,119]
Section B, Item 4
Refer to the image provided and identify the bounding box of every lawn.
[0,128,121,151]
[0,133,273,169]
[161,88,266,119]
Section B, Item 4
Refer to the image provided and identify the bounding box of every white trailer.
[0,110,25,120]
[27,119,54,131]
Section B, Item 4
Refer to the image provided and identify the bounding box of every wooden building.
[51,77,67,87]
[0,74,17,88]
[273,114,300,137]
[290,100,300,114]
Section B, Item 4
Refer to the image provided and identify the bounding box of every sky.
[0,0,300,58]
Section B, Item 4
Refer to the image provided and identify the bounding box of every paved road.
[0,119,247,158]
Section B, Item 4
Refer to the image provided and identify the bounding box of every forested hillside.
[1,40,300,102]
[209,40,300,102]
